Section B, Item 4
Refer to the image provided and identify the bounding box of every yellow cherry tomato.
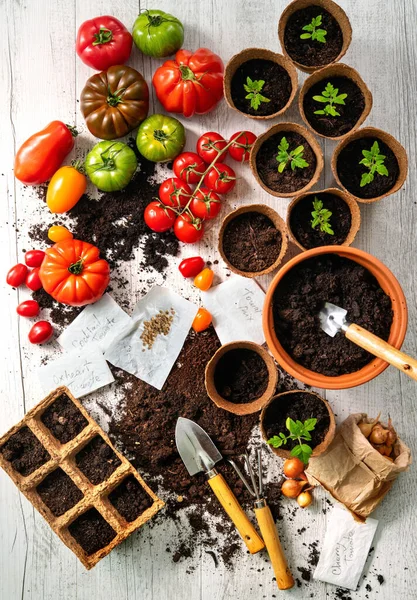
[194,267,214,291]
[48,225,73,243]
[46,162,87,214]
[192,307,212,332]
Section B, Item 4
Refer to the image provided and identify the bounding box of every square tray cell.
[37,468,84,517]
[75,435,121,485]
[68,508,117,556]
[0,426,50,477]
[108,475,153,522]
[41,393,88,444]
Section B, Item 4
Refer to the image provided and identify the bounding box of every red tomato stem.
[93,27,113,45]
[68,258,84,275]
[65,124,79,137]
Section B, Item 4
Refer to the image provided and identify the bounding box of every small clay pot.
[260,390,336,458]
[278,0,352,73]
[205,341,278,416]
[287,187,361,251]
[332,127,408,204]
[299,63,373,140]
[223,47,298,120]
[218,204,288,278]
[250,122,324,198]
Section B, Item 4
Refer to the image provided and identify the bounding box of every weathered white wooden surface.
[0,0,416,598]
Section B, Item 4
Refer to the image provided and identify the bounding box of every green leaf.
[279,137,289,152]
[267,436,284,449]
[312,95,328,103]
[302,23,314,32]
[376,164,389,176]
[304,418,317,431]
[291,445,303,457]
[314,109,325,115]
[278,161,287,173]
[371,141,380,154]
[291,145,305,157]
[360,172,374,187]
[300,15,327,43]
[315,14,322,26]
[300,32,312,39]
[291,157,309,170]
[286,417,297,434]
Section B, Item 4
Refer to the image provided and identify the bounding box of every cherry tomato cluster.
[144,130,256,244]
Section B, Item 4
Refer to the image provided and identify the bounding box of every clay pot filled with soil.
[219,204,288,277]
[205,341,278,415]
[287,188,360,251]
[278,0,352,73]
[250,123,323,198]
[263,246,408,389]
[332,127,408,203]
[260,390,336,458]
[224,48,298,119]
[299,63,372,140]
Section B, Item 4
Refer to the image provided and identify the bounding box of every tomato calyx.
[153,129,169,144]
[214,165,236,183]
[71,159,85,174]
[93,27,113,46]
[65,124,79,138]
[107,87,127,107]
[68,257,84,275]
[179,65,197,81]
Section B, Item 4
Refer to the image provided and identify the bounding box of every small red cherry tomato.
[25,250,46,268]
[194,267,214,291]
[28,321,53,344]
[144,201,176,232]
[190,187,221,220]
[6,264,28,287]
[16,300,40,318]
[204,163,236,194]
[26,268,43,291]
[159,177,192,208]
[228,131,257,162]
[196,132,227,164]
[192,307,212,332]
[178,256,205,278]
[173,152,206,184]
[174,213,204,244]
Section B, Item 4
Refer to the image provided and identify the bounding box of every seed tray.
[0,386,164,569]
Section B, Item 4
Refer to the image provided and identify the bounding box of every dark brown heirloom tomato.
[80,65,149,140]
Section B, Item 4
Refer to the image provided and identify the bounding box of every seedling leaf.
[276,136,309,173]
[311,197,334,235]
[313,82,347,117]
[244,76,270,110]
[268,416,317,464]
[359,140,389,187]
[300,14,327,43]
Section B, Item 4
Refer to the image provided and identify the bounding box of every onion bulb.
[283,457,305,479]
[358,412,381,438]
[297,491,313,508]
[369,424,389,445]
[282,479,306,499]
[386,417,397,447]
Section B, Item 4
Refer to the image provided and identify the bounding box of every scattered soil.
[68,508,116,555]
[289,192,352,249]
[273,254,393,375]
[337,137,400,199]
[108,475,153,522]
[36,467,83,517]
[214,348,269,403]
[222,212,282,272]
[33,288,82,329]
[75,436,121,485]
[230,58,292,116]
[284,6,343,68]
[303,76,365,138]
[0,426,50,477]
[41,393,88,444]
[256,132,317,194]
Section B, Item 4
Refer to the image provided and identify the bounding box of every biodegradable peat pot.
[260,390,336,458]
[218,204,288,278]
[332,127,408,204]
[287,187,361,251]
[299,63,372,140]
[205,341,278,415]
[278,0,352,73]
[250,122,324,198]
[263,246,408,390]
[224,48,298,120]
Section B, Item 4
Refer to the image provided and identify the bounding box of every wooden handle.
[254,504,294,590]
[208,473,265,554]
[346,323,417,381]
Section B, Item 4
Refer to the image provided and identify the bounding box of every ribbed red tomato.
[76,16,133,71]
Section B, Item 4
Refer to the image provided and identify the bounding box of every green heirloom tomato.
[136,114,185,163]
[132,10,184,58]
[85,141,137,192]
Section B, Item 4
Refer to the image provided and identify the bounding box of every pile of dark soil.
[37,468,83,516]
[214,348,269,403]
[0,426,50,476]
[41,393,88,444]
[68,508,116,555]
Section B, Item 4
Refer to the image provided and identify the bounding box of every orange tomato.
[194,267,214,291]
[46,162,87,214]
[192,307,212,332]
[48,225,73,243]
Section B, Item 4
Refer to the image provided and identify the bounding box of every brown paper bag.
[306,413,412,519]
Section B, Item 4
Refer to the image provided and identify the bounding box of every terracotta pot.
[218,204,288,278]
[205,341,278,416]
[299,63,373,140]
[278,0,352,73]
[263,246,408,389]
[223,47,298,120]
[332,126,408,204]
[287,187,361,251]
[249,122,324,198]
[260,390,336,458]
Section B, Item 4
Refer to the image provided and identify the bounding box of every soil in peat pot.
[230,58,292,117]
[337,137,400,199]
[0,426,50,476]
[37,468,84,517]
[273,254,393,376]
[75,436,121,485]
[222,212,282,272]
[213,348,269,403]
[284,6,343,68]
[68,508,117,555]
[108,475,153,522]
[303,77,365,138]
[41,393,88,444]
[290,192,352,248]
[256,132,317,194]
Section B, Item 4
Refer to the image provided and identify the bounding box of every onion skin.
[297,491,313,508]
[369,425,389,445]
[282,479,306,499]
[358,421,374,438]
[283,457,305,479]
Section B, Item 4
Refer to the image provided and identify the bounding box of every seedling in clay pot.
[287,188,361,251]
[278,0,352,73]
[332,127,408,203]
[250,122,323,198]
[299,64,372,139]
[224,48,298,119]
